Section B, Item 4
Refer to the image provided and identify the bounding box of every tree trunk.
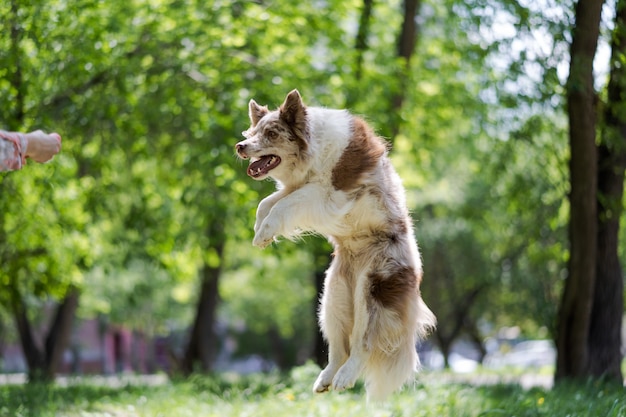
[12,287,79,382]
[431,286,484,369]
[44,288,79,377]
[353,0,374,83]
[397,0,420,67]
[435,332,454,369]
[390,0,422,140]
[181,226,224,374]
[556,0,604,381]
[588,0,626,382]
[181,258,222,374]
[268,325,288,370]
[12,298,46,379]
[591,145,625,381]
[465,318,487,364]
[9,0,25,128]
[345,0,375,110]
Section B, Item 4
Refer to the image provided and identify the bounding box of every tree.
[1,0,96,381]
[556,0,624,382]
[420,220,491,366]
[588,0,626,381]
[11,288,79,382]
[221,242,316,369]
[1,0,242,379]
[180,224,225,374]
[556,0,600,379]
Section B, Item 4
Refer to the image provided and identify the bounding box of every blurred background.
[0,0,623,383]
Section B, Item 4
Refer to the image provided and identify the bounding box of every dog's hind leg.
[313,261,352,394]
[330,270,371,392]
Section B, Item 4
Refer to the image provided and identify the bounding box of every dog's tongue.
[247,155,281,178]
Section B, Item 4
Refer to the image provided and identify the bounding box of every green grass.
[0,364,624,417]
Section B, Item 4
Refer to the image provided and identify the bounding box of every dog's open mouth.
[247,155,281,178]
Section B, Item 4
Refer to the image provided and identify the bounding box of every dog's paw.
[252,224,276,248]
[253,222,274,248]
[253,217,280,248]
[252,232,274,248]
[331,363,359,392]
[313,368,335,394]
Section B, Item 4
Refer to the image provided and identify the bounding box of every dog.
[235,90,435,401]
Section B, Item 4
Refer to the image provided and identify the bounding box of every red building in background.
[1,317,164,375]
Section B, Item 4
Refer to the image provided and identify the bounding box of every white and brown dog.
[235,90,435,401]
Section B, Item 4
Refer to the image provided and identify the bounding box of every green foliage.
[222,241,315,337]
[220,240,316,367]
[1,367,625,417]
[392,0,575,342]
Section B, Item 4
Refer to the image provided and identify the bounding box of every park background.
[1,0,625,415]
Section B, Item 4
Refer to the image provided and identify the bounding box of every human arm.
[0,130,27,171]
[0,130,61,171]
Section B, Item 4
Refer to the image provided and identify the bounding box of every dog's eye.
[266,130,278,140]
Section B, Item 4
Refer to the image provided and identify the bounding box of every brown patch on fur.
[368,263,418,317]
[389,219,408,243]
[332,117,386,191]
[332,246,357,286]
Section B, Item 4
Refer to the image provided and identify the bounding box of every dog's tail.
[363,298,436,402]
[363,337,418,402]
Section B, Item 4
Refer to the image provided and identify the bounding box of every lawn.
[0,364,624,417]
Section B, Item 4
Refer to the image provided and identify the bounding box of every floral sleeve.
[0,130,27,171]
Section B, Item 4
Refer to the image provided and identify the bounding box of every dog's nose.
[235,142,248,158]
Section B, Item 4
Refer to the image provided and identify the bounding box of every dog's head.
[236,89,309,182]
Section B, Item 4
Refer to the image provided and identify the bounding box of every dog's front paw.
[252,219,278,248]
[332,362,359,392]
[313,368,336,394]
[252,232,274,248]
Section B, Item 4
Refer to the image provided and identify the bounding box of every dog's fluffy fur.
[235,90,435,401]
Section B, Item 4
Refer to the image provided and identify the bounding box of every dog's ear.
[249,99,269,127]
[279,89,309,150]
[279,89,306,127]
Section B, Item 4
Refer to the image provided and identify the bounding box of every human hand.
[24,130,62,163]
